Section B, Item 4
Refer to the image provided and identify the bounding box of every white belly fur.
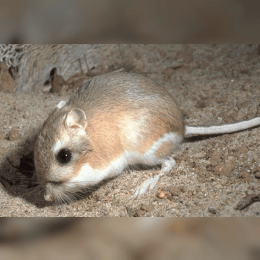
[70,132,183,186]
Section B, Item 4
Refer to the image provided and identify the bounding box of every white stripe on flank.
[185,117,260,137]
[71,132,183,187]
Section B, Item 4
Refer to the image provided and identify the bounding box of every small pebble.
[255,172,260,179]
[208,206,217,214]
[157,191,166,199]
[7,129,20,141]
[133,209,145,217]
[140,204,154,212]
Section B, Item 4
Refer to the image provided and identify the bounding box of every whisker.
[26,185,42,197]
[66,191,78,202]
[63,190,76,203]
[54,186,73,204]
[6,157,22,170]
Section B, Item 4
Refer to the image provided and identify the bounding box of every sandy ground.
[0,44,259,216]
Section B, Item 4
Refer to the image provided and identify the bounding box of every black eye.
[56,148,72,164]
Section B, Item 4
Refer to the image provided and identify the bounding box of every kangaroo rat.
[34,72,260,202]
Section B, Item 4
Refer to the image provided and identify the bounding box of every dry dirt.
[0,44,259,217]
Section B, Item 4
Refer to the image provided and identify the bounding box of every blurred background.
[0,218,259,260]
[1,0,260,43]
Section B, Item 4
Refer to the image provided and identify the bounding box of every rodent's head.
[34,102,92,202]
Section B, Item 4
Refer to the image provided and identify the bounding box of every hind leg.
[133,134,181,198]
[133,157,176,198]
[161,157,176,172]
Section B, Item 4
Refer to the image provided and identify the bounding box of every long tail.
[185,117,260,137]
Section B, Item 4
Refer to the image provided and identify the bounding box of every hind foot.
[133,157,176,198]
[134,174,161,198]
[161,157,176,172]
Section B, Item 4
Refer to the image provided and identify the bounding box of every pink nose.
[44,193,53,202]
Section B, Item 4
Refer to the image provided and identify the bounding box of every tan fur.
[75,107,125,172]
[154,141,176,159]
[137,112,183,155]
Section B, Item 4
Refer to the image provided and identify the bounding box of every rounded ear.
[65,108,87,130]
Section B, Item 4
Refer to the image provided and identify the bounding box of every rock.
[7,128,20,141]
[208,206,217,214]
[0,63,16,93]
